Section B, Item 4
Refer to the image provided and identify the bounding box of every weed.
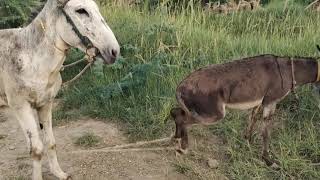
[173,162,192,174]
[74,132,101,148]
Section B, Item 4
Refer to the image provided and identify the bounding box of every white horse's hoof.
[61,175,72,180]
[56,172,71,180]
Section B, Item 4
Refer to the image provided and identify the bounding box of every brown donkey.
[170,54,320,167]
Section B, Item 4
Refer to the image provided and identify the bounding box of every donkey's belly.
[225,99,262,110]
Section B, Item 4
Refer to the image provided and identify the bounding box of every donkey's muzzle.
[98,48,119,65]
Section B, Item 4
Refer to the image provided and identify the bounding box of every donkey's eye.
[75,8,89,17]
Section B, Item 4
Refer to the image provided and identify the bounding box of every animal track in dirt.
[0,112,226,180]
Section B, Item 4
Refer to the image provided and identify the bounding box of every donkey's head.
[56,0,120,64]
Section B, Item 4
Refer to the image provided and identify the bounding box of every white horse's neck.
[21,0,69,73]
[25,0,69,58]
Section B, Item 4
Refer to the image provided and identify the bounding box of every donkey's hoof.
[270,162,280,170]
[171,137,181,143]
[66,175,72,180]
[61,175,72,180]
[262,156,273,166]
[262,155,280,169]
[245,136,253,144]
[175,148,188,156]
[175,150,186,157]
[174,138,182,145]
[172,138,182,148]
[243,131,255,144]
[243,133,251,141]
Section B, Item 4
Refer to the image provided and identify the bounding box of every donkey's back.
[177,54,293,115]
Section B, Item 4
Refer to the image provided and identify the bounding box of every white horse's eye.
[75,8,90,17]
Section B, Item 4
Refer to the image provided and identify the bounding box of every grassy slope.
[56,2,320,179]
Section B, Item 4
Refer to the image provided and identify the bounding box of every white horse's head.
[56,0,120,64]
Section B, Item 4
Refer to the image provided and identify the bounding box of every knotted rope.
[69,137,175,154]
[61,47,97,88]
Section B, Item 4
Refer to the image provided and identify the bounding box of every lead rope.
[61,47,96,88]
[69,137,174,154]
[61,59,94,88]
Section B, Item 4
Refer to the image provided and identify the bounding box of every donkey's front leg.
[38,102,71,180]
[13,102,44,180]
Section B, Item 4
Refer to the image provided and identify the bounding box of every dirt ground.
[0,110,227,180]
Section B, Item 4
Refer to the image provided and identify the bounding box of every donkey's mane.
[27,4,46,24]
[26,0,46,26]
[239,54,316,61]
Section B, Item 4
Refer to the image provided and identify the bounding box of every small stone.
[10,129,17,134]
[0,118,6,123]
[9,146,15,150]
[0,134,7,140]
[207,158,219,169]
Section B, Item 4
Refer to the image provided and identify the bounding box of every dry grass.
[306,0,320,12]
[204,0,261,14]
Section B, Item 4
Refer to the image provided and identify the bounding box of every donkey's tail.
[317,44,320,52]
[175,91,191,117]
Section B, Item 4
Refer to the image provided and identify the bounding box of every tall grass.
[57,1,320,179]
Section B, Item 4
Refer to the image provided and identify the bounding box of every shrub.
[0,0,42,29]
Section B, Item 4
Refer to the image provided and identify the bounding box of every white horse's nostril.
[111,49,118,58]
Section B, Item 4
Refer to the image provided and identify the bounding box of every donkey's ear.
[57,0,70,6]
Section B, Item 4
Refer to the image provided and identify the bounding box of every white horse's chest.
[1,51,65,107]
[24,54,64,105]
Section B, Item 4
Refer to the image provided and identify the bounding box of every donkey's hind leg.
[261,103,279,168]
[170,108,184,140]
[170,108,188,154]
[175,102,226,155]
[244,105,261,143]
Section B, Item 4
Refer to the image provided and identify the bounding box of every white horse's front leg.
[13,102,44,180]
[38,102,71,180]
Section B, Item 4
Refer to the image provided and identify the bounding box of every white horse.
[0,0,120,179]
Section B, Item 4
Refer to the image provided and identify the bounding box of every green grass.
[55,1,320,179]
[74,132,101,147]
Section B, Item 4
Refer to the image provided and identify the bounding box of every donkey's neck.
[23,0,69,60]
[293,57,318,86]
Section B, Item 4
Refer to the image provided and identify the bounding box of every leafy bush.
[0,0,42,29]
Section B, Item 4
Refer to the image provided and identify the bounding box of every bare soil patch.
[0,113,226,180]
